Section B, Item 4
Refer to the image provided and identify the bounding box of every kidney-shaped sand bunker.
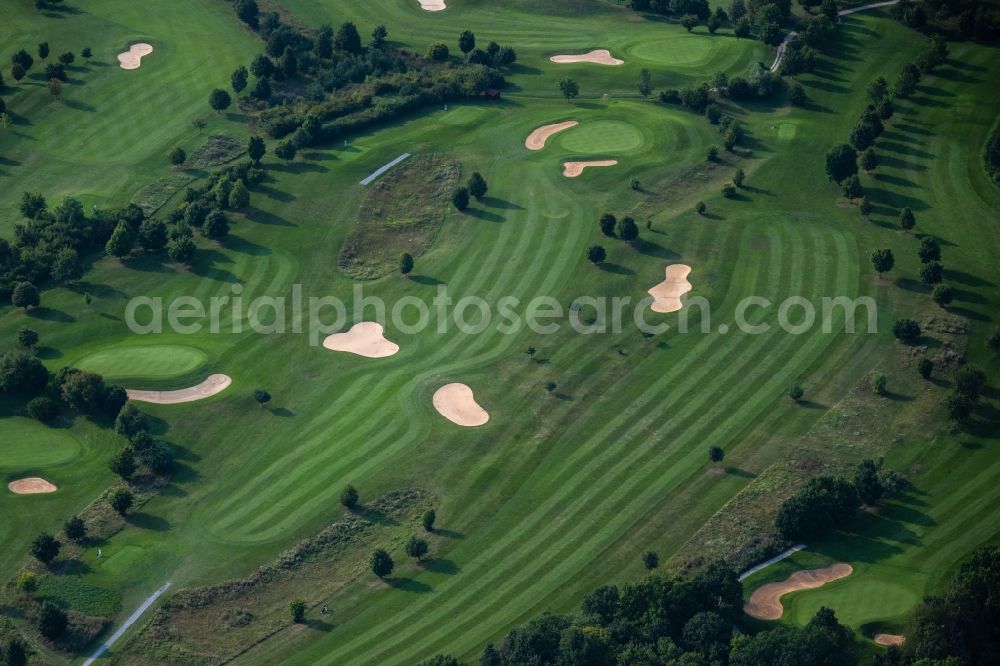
[433,383,489,427]
[118,43,153,70]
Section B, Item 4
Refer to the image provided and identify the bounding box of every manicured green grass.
[73,344,208,381]
[0,418,81,470]
[558,119,648,154]
[0,1,997,664]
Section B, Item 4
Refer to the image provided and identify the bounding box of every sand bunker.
[563,160,618,177]
[417,0,446,10]
[433,383,489,427]
[8,477,57,494]
[744,563,854,620]
[126,374,232,405]
[550,49,624,66]
[323,322,399,358]
[874,634,905,647]
[526,121,579,151]
[117,43,154,70]
[648,264,693,313]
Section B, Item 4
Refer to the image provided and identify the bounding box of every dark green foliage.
[920,261,943,285]
[905,546,1000,663]
[458,30,476,54]
[558,77,579,100]
[334,22,363,53]
[861,148,879,171]
[417,656,462,666]
[209,88,232,112]
[114,403,148,439]
[696,201,707,215]
[853,458,902,505]
[789,82,806,106]
[289,599,306,623]
[109,446,137,479]
[899,206,915,230]
[918,237,941,263]
[12,281,40,309]
[467,172,488,199]
[954,365,986,400]
[27,396,58,421]
[587,245,606,265]
[170,147,187,166]
[599,213,617,238]
[642,550,659,569]
[274,140,296,162]
[775,476,858,540]
[248,136,266,164]
[341,484,359,508]
[234,0,259,28]
[231,65,248,94]
[31,532,60,564]
[4,638,27,666]
[36,601,67,640]
[110,488,134,515]
[16,326,38,348]
[400,252,414,276]
[0,351,48,396]
[825,144,858,183]
[168,235,196,263]
[452,187,470,211]
[427,42,450,61]
[709,446,724,464]
[892,318,921,343]
[789,384,804,402]
[422,509,436,532]
[253,389,271,407]
[918,358,934,379]
[204,210,230,240]
[932,284,953,306]
[370,548,394,577]
[616,217,638,243]
[105,221,135,258]
[64,516,86,542]
[870,248,894,276]
[405,535,429,560]
[138,219,168,251]
[841,175,863,200]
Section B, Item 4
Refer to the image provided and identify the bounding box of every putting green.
[628,35,714,66]
[74,344,208,381]
[786,576,920,627]
[0,419,81,469]
[559,120,646,154]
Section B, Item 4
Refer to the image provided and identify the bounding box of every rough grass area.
[36,576,122,617]
[670,311,971,573]
[130,174,195,216]
[338,154,460,280]
[118,489,431,664]
[185,134,246,169]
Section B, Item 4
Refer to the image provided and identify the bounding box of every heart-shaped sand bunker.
[323,322,400,358]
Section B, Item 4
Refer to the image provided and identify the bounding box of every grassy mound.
[338,154,460,280]
[74,344,208,382]
[0,419,81,469]
[559,120,647,154]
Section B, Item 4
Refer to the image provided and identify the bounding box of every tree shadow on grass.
[465,207,505,223]
[36,346,62,360]
[896,278,930,294]
[305,618,335,632]
[389,577,432,594]
[873,173,920,189]
[424,559,460,575]
[598,263,634,276]
[121,253,171,273]
[127,512,170,532]
[269,161,329,174]
[271,407,294,417]
[481,196,523,210]
[189,249,238,284]
[27,307,74,323]
[943,268,994,288]
[947,306,992,323]
[227,234,272,256]
[410,275,445,286]
[245,207,296,226]
[255,185,295,203]
[724,467,755,479]
[433,528,464,540]
[951,288,988,304]
[634,239,680,260]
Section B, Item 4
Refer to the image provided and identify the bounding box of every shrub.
[340,484,359,509]
[870,372,888,395]
[26,396,58,422]
[892,319,921,343]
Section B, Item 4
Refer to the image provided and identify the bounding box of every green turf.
[73,344,208,381]
[558,119,648,154]
[0,1,997,664]
[0,418,81,471]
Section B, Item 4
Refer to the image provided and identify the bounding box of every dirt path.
[770,1,899,72]
[744,563,853,620]
[82,581,171,666]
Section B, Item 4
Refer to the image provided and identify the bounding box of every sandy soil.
[433,383,489,427]
[126,374,232,405]
[874,634,905,646]
[525,121,579,150]
[117,43,154,70]
[323,322,400,358]
[8,477,57,494]
[648,264,693,313]
[417,0,447,10]
[563,160,618,177]
[550,49,624,66]
[744,563,854,620]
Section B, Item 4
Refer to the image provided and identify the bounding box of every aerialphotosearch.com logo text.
[123,284,879,345]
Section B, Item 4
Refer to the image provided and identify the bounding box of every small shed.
[485,89,501,101]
